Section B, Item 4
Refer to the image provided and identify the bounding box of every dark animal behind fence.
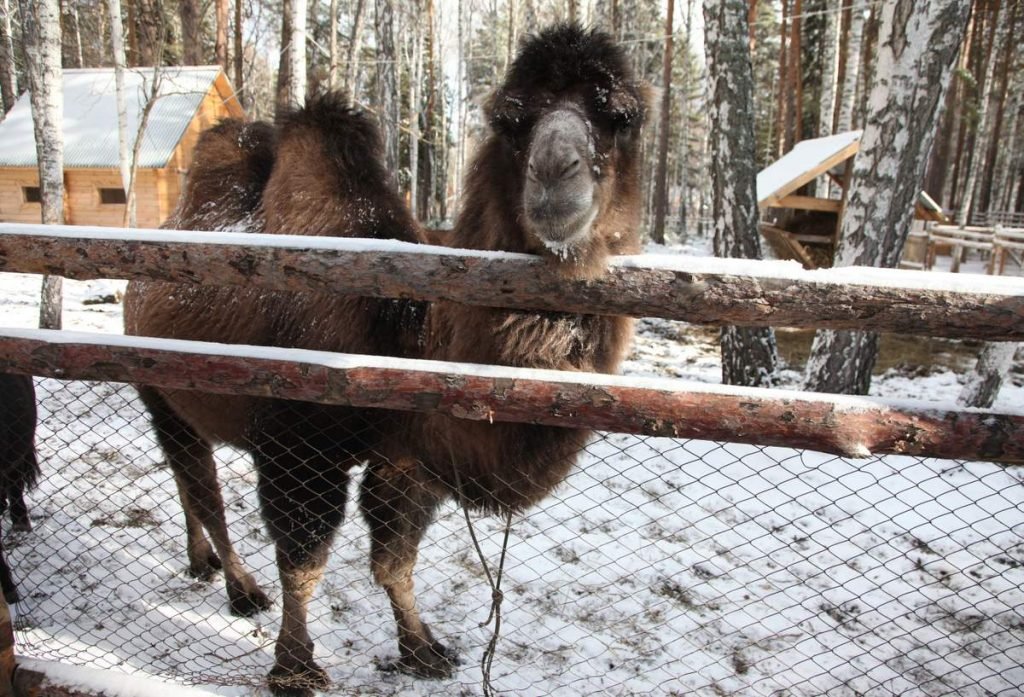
[0,372,39,603]
[124,23,649,696]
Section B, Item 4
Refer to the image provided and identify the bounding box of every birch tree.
[834,0,864,133]
[108,0,130,223]
[344,0,366,96]
[704,0,778,388]
[650,0,674,244]
[0,0,17,113]
[19,0,64,329]
[374,0,398,181]
[288,0,306,107]
[804,0,972,395]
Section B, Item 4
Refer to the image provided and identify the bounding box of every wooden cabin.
[757,131,948,269]
[0,67,243,229]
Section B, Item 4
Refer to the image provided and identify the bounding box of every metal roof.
[0,66,226,169]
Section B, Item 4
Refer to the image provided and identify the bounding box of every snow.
[756,131,862,205]
[0,249,1022,697]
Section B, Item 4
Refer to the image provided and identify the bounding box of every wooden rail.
[1,329,1022,465]
[1,224,1023,341]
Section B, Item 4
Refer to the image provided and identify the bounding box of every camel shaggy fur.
[125,24,649,695]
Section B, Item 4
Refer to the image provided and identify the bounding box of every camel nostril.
[559,158,581,179]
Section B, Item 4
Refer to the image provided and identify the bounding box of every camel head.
[487,23,650,277]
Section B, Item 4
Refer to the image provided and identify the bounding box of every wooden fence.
[0,222,1022,466]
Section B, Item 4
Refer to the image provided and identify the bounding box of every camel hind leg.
[138,387,270,616]
[360,455,455,678]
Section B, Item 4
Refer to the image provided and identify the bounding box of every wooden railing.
[1,222,1023,465]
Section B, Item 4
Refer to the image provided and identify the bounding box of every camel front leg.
[360,456,455,678]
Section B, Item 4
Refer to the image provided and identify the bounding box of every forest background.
[3,0,1020,235]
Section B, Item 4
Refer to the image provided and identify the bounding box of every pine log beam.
[1,224,1023,341]
[1,329,1021,465]
[772,194,842,212]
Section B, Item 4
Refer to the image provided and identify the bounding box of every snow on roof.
[0,66,227,170]
[757,130,862,205]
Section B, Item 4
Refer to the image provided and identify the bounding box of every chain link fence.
[2,376,1022,695]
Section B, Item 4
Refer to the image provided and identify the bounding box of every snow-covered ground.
[0,244,1022,696]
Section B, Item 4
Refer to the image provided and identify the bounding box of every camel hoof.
[187,552,223,582]
[267,660,329,697]
[227,583,272,617]
[387,641,459,679]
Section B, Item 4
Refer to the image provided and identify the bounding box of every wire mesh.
[1,376,1022,695]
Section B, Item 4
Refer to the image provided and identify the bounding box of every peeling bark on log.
[1,225,1022,341]
[0,330,1021,465]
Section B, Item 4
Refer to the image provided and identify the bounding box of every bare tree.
[233,0,243,94]
[0,0,18,112]
[374,0,398,180]
[804,0,972,395]
[178,0,202,64]
[19,0,64,329]
[343,0,366,96]
[108,0,130,221]
[834,0,864,133]
[215,0,228,72]
[650,0,674,244]
[704,0,779,387]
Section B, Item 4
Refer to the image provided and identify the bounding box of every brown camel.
[125,24,649,695]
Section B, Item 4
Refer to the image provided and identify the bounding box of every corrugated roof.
[0,66,226,169]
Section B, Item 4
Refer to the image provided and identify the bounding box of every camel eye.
[489,92,535,140]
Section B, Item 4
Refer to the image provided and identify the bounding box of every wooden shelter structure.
[0,67,243,229]
[758,130,948,268]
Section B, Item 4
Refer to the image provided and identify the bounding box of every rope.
[452,465,515,697]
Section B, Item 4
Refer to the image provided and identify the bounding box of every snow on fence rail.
[1,222,1023,341]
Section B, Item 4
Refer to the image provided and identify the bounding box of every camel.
[0,373,39,602]
[125,24,649,695]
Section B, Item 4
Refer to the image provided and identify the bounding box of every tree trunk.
[286,0,305,106]
[977,0,1015,214]
[19,0,64,330]
[774,0,788,157]
[328,0,338,87]
[0,0,18,113]
[804,0,972,395]
[959,342,1018,408]
[787,0,802,147]
[59,0,83,67]
[215,0,228,72]
[817,0,839,139]
[374,0,398,182]
[408,1,421,216]
[233,0,243,96]
[108,0,130,202]
[178,0,202,64]
[274,0,292,116]
[344,0,366,96]
[834,0,863,133]
[127,0,160,66]
[957,0,1001,227]
[650,0,674,244]
[704,0,779,388]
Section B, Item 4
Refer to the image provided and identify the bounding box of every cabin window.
[99,187,127,205]
[22,186,41,203]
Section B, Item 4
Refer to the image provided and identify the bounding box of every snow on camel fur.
[123,23,649,696]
